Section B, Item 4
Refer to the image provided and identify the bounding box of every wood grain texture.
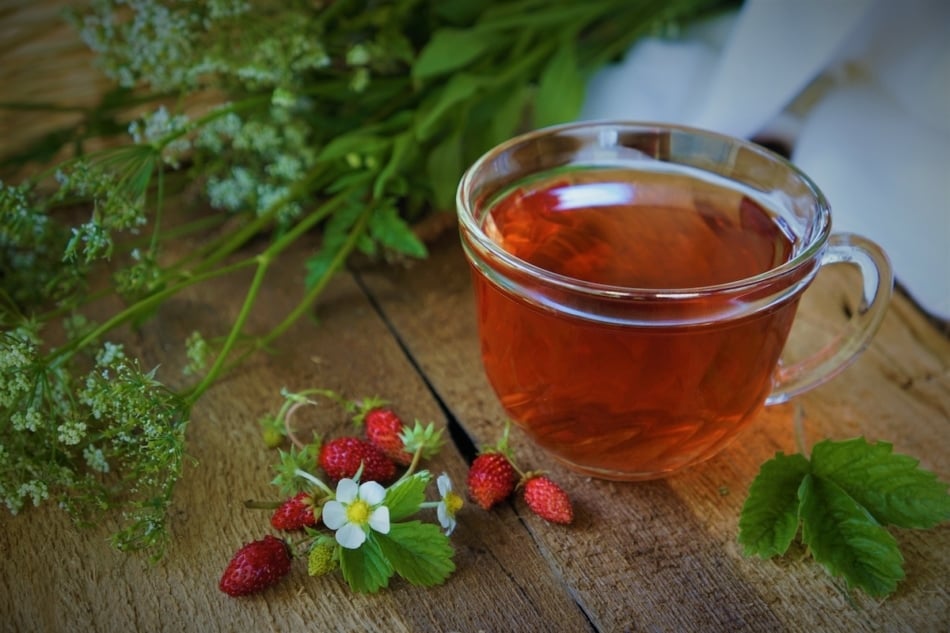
[0,241,594,633]
[356,228,950,633]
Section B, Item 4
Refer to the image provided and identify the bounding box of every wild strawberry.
[270,492,319,531]
[466,452,517,510]
[318,436,397,484]
[219,535,292,597]
[522,475,573,525]
[363,407,414,466]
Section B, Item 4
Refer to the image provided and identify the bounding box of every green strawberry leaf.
[375,521,456,587]
[798,473,905,597]
[810,438,950,529]
[339,534,393,594]
[385,471,430,521]
[738,452,810,558]
[739,437,950,598]
[367,200,428,259]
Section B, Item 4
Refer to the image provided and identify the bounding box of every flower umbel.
[436,473,462,536]
[322,478,390,549]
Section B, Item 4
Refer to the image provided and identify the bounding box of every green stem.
[184,254,270,406]
[46,255,258,366]
[182,192,355,404]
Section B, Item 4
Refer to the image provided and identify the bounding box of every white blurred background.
[579,0,950,321]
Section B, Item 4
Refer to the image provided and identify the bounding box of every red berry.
[466,452,517,510]
[522,476,573,525]
[318,436,397,484]
[219,535,292,597]
[270,492,319,531]
[364,407,413,466]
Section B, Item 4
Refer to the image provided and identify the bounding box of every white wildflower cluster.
[183,330,210,377]
[195,109,242,154]
[83,445,110,474]
[73,0,208,90]
[113,247,162,300]
[53,148,156,264]
[0,181,66,303]
[201,108,315,223]
[0,327,38,409]
[128,106,191,167]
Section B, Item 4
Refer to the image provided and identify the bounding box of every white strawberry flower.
[435,473,463,536]
[322,478,390,549]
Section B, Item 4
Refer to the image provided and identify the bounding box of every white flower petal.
[437,473,451,497]
[335,478,359,503]
[322,500,347,529]
[437,503,449,526]
[336,523,367,549]
[368,505,390,534]
[358,481,386,505]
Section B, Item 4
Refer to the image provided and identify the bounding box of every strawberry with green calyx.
[350,397,446,469]
[466,424,518,510]
[352,399,414,465]
[219,535,293,597]
[467,422,574,524]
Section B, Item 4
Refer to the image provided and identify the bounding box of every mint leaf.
[811,438,950,529]
[413,28,493,80]
[385,471,430,521]
[738,452,810,557]
[339,535,393,594]
[375,521,456,587]
[798,474,905,597]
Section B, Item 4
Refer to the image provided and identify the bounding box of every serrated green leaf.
[534,41,585,127]
[368,202,428,259]
[339,535,393,593]
[413,28,494,80]
[811,438,950,529]
[375,521,456,587]
[738,452,810,558]
[799,474,905,597]
[384,471,431,521]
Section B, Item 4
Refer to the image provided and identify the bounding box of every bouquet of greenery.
[0,0,733,559]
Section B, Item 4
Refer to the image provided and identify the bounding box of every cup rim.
[456,120,832,299]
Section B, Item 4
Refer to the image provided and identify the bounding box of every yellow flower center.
[346,499,371,525]
[444,491,463,515]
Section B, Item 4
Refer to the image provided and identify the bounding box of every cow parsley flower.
[322,478,390,549]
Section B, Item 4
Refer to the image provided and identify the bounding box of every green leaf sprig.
[738,438,950,597]
[1,0,736,558]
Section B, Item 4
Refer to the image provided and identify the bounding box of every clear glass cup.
[456,121,893,481]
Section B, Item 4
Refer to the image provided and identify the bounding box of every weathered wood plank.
[0,242,594,632]
[356,226,950,633]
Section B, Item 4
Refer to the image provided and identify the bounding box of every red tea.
[471,168,801,478]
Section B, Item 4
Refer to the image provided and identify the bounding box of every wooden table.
[1,219,947,632]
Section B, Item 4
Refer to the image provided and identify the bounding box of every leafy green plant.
[0,0,732,559]
[739,438,950,597]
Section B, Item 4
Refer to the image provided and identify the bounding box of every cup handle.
[766,233,894,405]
